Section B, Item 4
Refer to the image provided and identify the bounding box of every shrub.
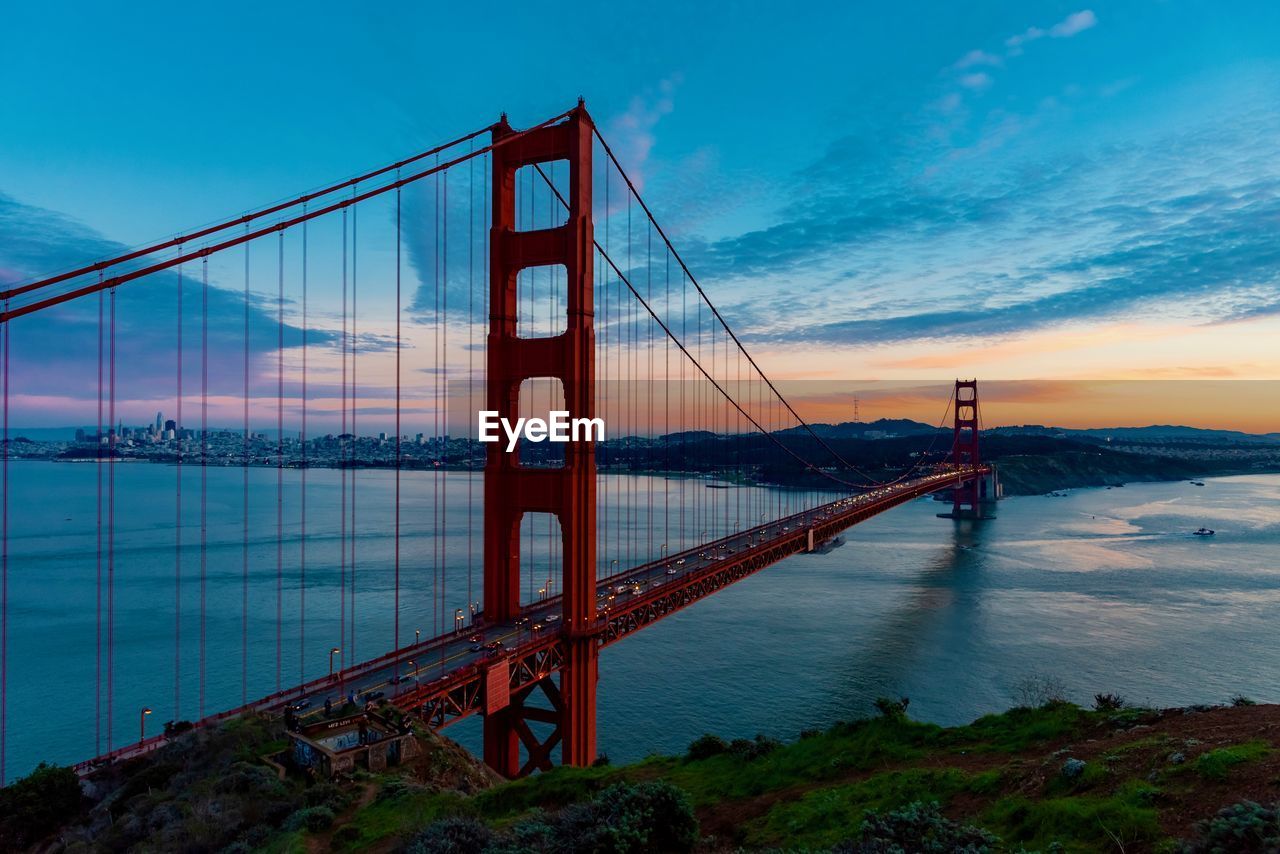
[574,780,699,853]
[835,800,998,853]
[284,805,336,833]
[728,733,781,760]
[873,697,911,720]
[1060,758,1087,779]
[1231,694,1258,707]
[503,780,698,854]
[0,762,85,849]
[1093,693,1126,712]
[215,761,284,796]
[592,752,611,767]
[403,816,492,854]
[1012,674,1069,708]
[1182,800,1279,853]
[304,780,350,811]
[686,733,729,761]
[378,778,413,802]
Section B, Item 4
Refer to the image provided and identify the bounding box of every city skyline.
[3,2,1280,432]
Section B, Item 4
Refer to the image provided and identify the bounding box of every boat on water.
[1193,527,1215,536]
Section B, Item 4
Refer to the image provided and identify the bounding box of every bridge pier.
[482,105,598,776]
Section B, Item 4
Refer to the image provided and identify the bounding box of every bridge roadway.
[73,465,986,773]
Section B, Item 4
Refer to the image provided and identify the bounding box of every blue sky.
[3,1,1280,429]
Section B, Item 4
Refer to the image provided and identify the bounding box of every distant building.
[164,419,177,433]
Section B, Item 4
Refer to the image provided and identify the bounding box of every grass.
[940,701,1093,753]
[329,787,472,852]
[983,781,1163,853]
[1192,740,1272,780]
[745,768,990,848]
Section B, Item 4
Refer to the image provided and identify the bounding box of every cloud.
[1004,10,1096,56]
[953,49,1002,70]
[0,192,334,422]
[751,174,1280,346]
[958,72,993,91]
[670,91,1280,353]
[1050,10,1098,38]
[1004,26,1044,52]
[601,76,681,193]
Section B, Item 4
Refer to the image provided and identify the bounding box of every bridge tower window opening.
[515,264,568,339]
[510,376,568,468]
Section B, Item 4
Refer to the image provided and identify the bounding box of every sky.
[2,1,1279,433]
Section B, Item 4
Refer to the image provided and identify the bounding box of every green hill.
[10,694,1280,852]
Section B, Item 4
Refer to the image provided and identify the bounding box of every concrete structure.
[287,711,419,778]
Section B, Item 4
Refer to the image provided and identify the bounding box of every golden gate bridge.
[0,102,994,781]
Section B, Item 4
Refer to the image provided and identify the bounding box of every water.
[3,463,1278,779]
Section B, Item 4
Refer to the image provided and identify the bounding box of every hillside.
[8,695,1280,852]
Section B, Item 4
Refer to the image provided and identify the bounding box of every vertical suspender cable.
[350,195,358,664]
[339,207,347,677]
[300,210,308,683]
[394,184,402,659]
[466,152,474,623]
[481,153,488,621]
[433,162,440,639]
[107,285,116,750]
[243,234,250,706]
[200,257,208,719]
[1,298,8,780]
[95,283,103,754]
[276,232,285,692]
[441,170,447,641]
[174,257,183,724]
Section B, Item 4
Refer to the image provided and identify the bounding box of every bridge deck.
[73,466,986,773]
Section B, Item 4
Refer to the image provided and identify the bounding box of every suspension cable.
[0,124,501,303]
[532,162,897,491]
[588,128,897,485]
[1,108,578,323]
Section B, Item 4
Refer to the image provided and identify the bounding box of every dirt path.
[306,781,378,854]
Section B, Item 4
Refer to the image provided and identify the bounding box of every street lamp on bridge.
[454,609,464,633]
[329,647,341,677]
[139,707,152,743]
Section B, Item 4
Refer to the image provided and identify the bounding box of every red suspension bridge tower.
[482,104,598,775]
[940,378,998,519]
